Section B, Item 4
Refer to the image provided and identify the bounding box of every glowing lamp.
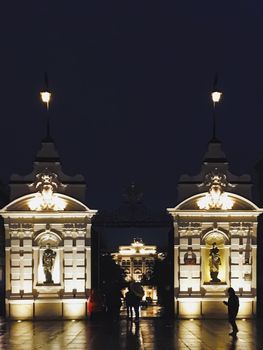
[211,91,222,103]
[40,91,51,109]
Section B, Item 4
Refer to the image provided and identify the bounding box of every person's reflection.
[229,335,238,350]
[126,321,140,348]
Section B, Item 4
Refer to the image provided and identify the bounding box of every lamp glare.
[211,91,222,103]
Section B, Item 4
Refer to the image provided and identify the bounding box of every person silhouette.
[125,285,134,319]
[223,287,239,337]
[129,282,144,322]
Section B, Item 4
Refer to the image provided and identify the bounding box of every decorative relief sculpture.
[197,169,235,210]
[208,242,221,282]
[184,248,196,265]
[28,170,66,211]
[42,244,57,284]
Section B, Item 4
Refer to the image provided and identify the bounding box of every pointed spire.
[203,139,228,164]
[211,73,222,141]
[35,138,60,163]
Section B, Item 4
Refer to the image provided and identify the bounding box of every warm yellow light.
[17,320,22,323]
[179,301,201,316]
[40,91,51,108]
[119,248,156,255]
[197,189,234,210]
[28,192,66,211]
[211,91,222,103]
[120,248,136,255]
[131,241,143,248]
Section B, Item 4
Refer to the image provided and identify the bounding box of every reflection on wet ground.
[0,317,262,349]
[120,305,163,318]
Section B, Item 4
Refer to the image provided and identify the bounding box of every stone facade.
[0,137,97,319]
[168,139,262,318]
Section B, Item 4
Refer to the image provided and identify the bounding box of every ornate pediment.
[1,192,95,213]
[171,192,260,211]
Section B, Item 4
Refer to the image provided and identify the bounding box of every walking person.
[223,287,239,337]
[129,282,144,323]
[125,285,134,320]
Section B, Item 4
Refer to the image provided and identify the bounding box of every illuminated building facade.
[168,139,262,318]
[112,238,161,300]
[0,136,97,319]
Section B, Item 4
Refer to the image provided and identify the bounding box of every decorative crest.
[28,170,66,211]
[199,169,235,190]
[197,169,235,210]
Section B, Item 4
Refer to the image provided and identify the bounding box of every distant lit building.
[112,238,162,300]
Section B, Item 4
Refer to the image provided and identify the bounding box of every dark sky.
[1,1,263,211]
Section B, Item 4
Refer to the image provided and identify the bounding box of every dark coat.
[125,290,141,307]
[227,294,239,317]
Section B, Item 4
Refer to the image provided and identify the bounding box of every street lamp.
[211,91,222,104]
[40,73,52,139]
[40,73,51,110]
[40,91,51,110]
[211,87,222,140]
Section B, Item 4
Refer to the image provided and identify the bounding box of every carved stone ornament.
[28,170,66,211]
[197,169,235,210]
[184,248,196,265]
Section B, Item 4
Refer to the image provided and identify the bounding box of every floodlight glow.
[197,189,234,210]
[28,192,66,211]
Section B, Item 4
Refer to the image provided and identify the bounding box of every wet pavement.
[0,317,262,350]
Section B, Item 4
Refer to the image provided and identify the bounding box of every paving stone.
[0,318,262,349]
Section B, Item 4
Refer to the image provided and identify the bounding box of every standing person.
[87,289,105,321]
[129,282,144,323]
[223,287,239,336]
[105,283,123,321]
[125,285,134,320]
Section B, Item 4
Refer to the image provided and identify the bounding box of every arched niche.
[34,230,62,247]
[201,230,229,285]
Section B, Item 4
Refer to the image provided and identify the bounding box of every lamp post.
[211,89,222,140]
[40,73,52,138]
[40,90,51,110]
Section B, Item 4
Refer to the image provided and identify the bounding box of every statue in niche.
[209,242,221,282]
[42,243,56,284]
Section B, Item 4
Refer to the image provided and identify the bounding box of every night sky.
[1,2,263,212]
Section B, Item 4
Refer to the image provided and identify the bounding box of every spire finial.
[211,73,222,141]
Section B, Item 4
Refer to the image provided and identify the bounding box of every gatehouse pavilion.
[0,94,262,320]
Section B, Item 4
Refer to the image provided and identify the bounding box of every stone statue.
[42,244,56,284]
[209,242,221,282]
